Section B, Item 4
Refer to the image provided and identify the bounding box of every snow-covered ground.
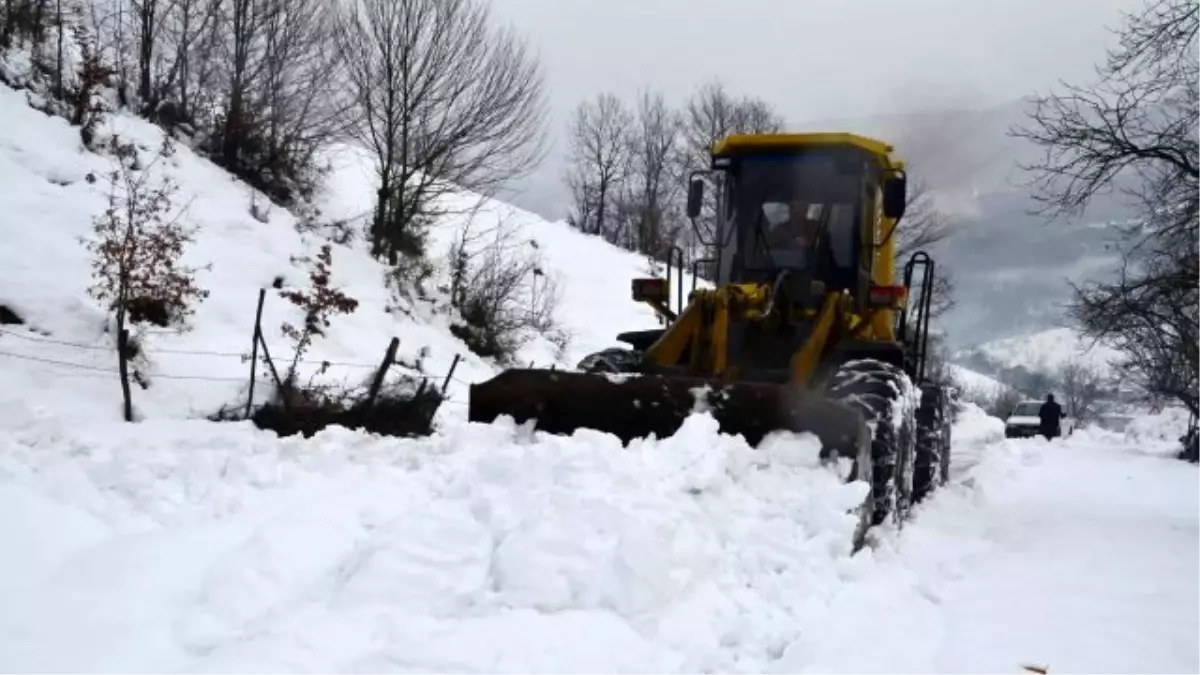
[782,422,1198,674]
[1,403,1195,673]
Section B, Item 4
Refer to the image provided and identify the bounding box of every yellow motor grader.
[468,132,952,549]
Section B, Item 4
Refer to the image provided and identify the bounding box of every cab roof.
[711,132,904,170]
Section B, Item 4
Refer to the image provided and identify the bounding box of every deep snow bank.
[2,363,1194,672]
[0,80,692,428]
[0,411,865,673]
[0,393,1022,672]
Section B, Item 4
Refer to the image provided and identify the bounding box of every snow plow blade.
[467,369,868,454]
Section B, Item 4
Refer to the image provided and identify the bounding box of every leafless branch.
[1011,0,1197,416]
[564,91,632,242]
[333,0,548,265]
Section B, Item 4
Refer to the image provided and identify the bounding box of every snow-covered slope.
[958,326,1124,378]
[947,364,1009,399]
[0,80,688,428]
[979,326,1124,375]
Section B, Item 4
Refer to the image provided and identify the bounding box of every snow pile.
[1,375,1196,673]
[1121,407,1193,454]
[0,80,692,428]
[950,401,1006,449]
[0,412,866,673]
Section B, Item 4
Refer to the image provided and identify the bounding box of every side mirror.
[687,177,705,219]
[883,173,906,220]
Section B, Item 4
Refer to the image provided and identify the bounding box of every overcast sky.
[486,0,1146,217]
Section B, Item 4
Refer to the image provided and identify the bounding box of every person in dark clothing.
[1038,394,1064,440]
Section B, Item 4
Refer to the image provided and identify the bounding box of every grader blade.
[467,369,867,455]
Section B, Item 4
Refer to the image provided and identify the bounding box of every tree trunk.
[138,0,155,108]
[223,89,242,168]
[116,313,133,422]
[1,0,12,49]
[54,0,62,97]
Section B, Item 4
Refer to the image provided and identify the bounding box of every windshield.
[731,154,863,275]
[1012,402,1042,416]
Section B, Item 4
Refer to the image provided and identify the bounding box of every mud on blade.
[467,369,866,452]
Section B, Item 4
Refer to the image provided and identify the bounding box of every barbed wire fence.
[0,289,496,424]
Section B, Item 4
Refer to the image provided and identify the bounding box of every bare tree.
[620,88,685,258]
[1059,359,1105,424]
[1010,0,1198,418]
[333,0,548,265]
[733,96,784,134]
[1074,267,1197,414]
[448,215,564,363]
[256,0,347,199]
[216,0,270,174]
[564,92,632,242]
[84,136,209,421]
[681,79,784,169]
[162,0,345,201]
[131,0,165,109]
[80,0,130,104]
[156,0,224,121]
[2,0,51,51]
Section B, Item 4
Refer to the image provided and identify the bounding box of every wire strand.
[0,349,250,382]
[0,327,399,369]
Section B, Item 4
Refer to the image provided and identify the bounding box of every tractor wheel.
[828,359,919,527]
[576,347,643,374]
[913,384,952,503]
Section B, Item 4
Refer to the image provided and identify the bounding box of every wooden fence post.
[441,354,461,394]
[366,337,400,407]
[256,331,287,412]
[245,288,266,418]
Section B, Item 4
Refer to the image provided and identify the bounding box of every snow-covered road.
[783,432,1199,674]
[932,443,1197,674]
[1,408,1195,673]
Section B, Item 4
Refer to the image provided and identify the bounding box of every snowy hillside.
[955,326,1125,381]
[0,80,689,428]
[947,364,1008,399]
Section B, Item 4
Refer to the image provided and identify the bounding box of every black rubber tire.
[913,384,952,503]
[576,347,644,374]
[828,359,918,527]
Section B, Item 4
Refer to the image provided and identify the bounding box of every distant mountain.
[955,326,1125,379]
